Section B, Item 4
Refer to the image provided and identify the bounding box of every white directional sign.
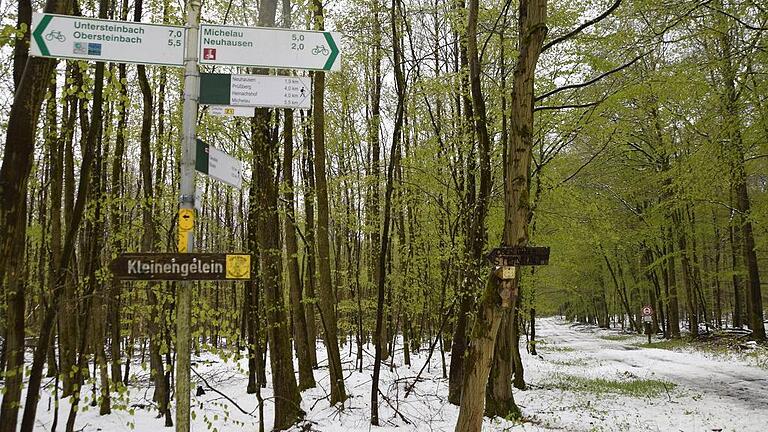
[195,140,243,188]
[30,13,185,66]
[200,74,311,110]
[199,25,341,71]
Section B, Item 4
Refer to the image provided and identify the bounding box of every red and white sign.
[642,305,653,316]
[203,48,217,60]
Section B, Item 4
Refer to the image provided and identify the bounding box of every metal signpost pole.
[177,0,201,430]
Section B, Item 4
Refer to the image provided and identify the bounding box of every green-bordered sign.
[199,25,341,71]
[30,12,185,66]
[200,73,312,109]
[195,139,243,188]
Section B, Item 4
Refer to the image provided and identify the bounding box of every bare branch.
[541,0,623,53]
[704,4,768,31]
[558,132,615,185]
[536,51,649,102]
[745,154,768,162]
[534,101,601,111]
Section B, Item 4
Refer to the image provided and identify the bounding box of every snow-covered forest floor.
[21,317,768,431]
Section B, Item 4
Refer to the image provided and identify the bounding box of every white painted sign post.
[199,25,341,71]
[30,12,185,66]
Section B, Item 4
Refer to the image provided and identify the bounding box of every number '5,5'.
[168,39,182,46]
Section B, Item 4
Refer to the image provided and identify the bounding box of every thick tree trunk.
[252,106,304,428]
[455,0,546,429]
[485,310,520,418]
[454,278,505,431]
[251,7,303,428]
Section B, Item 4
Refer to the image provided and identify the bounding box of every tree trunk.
[311,0,347,406]
[715,2,765,341]
[366,0,384,362]
[371,0,406,424]
[485,310,520,418]
[510,299,525,391]
[454,0,546,429]
[0,3,70,430]
[448,0,481,405]
[109,60,128,386]
[252,104,304,428]
[279,0,315,392]
[283,109,316,391]
[673,209,698,337]
[301,112,318,367]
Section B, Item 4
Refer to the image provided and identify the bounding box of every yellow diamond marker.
[226,254,251,279]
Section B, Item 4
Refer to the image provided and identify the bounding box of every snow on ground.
[19,317,768,431]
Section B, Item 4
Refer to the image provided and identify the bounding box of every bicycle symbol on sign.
[45,30,66,42]
[311,45,329,56]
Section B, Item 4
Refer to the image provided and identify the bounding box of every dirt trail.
[537,318,768,410]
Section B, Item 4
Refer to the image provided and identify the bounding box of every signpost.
[642,306,653,317]
[31,10,344,432]
[642,305,654,344]
[30,12,185,66]
[200,73,312,110]
[487,246,550,307]
[486,246,550,266]
[195,139,243,188]
[110,253,251,280]
[176,1,202,430]
[199,25,341,71]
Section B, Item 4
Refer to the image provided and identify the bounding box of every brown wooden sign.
[486,246,550,266]
[109,253,251,281]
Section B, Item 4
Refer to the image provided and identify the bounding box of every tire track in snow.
[535,318,768,411]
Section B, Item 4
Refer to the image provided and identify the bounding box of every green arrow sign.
[199,25,341,71]
[30,12,185,66]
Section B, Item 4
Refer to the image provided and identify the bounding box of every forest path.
[536,317,768,411]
